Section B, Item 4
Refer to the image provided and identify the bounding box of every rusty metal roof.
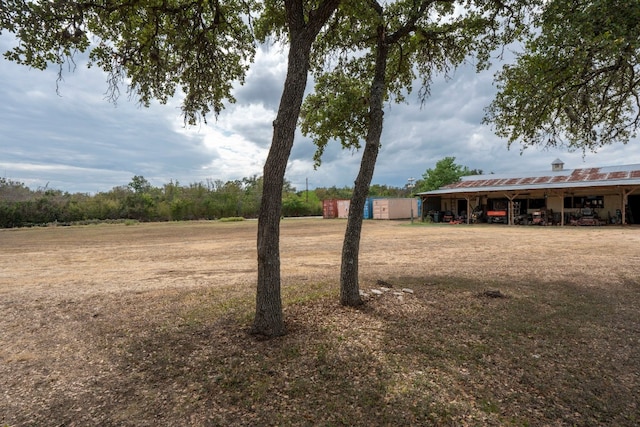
[419,164,640,195]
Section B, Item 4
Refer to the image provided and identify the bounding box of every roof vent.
[551,158,564,171]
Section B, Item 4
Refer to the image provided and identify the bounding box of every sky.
[2,36,640,195]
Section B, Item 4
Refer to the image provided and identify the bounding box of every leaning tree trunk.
[340,141,379,306]
[340,26,389,306]
[252,0,340,337]
[253,33,312,337]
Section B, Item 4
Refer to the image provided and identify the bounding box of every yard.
[1,219,639,426]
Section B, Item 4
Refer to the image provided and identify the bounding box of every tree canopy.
[301,0,532,160]
[484,0,640,152]
[1,0,257,124]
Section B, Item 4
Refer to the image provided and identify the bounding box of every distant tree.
[300,190,323,215]
[368,184,406,198]
[124,187,157,222]
[128,176,152,194]
[0,175,308,227]
[415,157,481,193]
[59,193,90,223]
[281,193,305,217]
[314,186,353,200]
[281,190,322,216]
[484,0,640,152]
[88,195,121,220]
[0,202,20,228]
[0,178,31,202]
[241,175,263,217]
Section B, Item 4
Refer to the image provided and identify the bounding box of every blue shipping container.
[363,197,374,219]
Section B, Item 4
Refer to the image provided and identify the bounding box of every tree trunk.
[340,26,389,306]
[252,0,340,337]
[252,33,312,337]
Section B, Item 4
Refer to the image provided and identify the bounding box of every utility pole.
[407,177,415,224]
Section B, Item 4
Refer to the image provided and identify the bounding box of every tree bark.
[252,0,340,337]
[253,35,310,337]
[340,26,388,306]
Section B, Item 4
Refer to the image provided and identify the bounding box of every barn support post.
[466,196,471,224]
[560,190,565,226]
[621,188,637,224]
[504,193,519,225]
[620,188,629,225]
[503,193,511,225]
[628,187,639,224]
[509,197,513,225]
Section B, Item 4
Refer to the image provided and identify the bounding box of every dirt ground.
[1,219,639,426]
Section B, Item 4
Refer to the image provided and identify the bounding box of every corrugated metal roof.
[419,163,640,195]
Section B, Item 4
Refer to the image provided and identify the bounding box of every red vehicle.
[487,210,507,224]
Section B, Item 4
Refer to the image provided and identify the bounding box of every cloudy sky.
[2,36,640,195]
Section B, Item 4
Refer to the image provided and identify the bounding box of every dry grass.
[1,219,639,426]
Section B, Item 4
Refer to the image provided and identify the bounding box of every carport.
[417,162,640,226]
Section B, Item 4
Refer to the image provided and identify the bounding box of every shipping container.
[337,199,351,218]
[372,198,419,220]
[363,197,374,219]
[363,197,385,219]
[322,199,338,219]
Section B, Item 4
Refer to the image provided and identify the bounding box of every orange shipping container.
[322,199,339,219]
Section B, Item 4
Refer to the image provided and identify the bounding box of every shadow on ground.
[2,275,639,426]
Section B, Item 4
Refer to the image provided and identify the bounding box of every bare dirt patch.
[1,220,639,426]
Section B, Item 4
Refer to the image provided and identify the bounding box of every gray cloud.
[2,35,639,195]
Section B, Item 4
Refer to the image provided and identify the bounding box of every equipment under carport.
[570,207,606,226]
[486,210,508,224]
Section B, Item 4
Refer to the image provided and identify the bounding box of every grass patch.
[219,216,245,222]
[402,220,455,227]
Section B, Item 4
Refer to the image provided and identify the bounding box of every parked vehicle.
[531,209,548,225]
[442,210,455,222]
[486,210,508,224]
[571,207,604,226]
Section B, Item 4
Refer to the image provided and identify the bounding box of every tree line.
[0,175,411,228]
